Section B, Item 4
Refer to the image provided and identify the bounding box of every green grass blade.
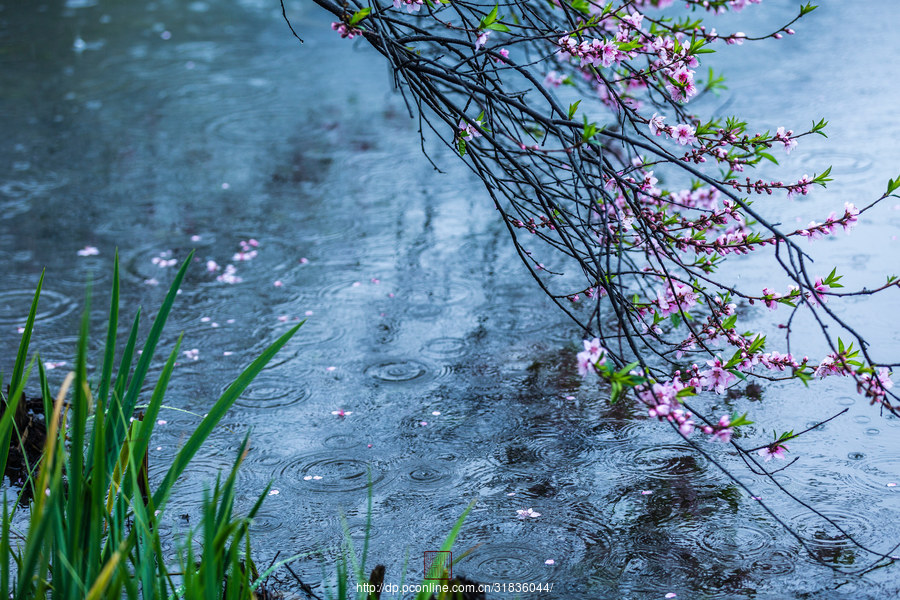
[415,500,475,600]
[37,360,53,439]
[130,335,182,471]
[9,271,43,401]
[112,251,193,460]
[65,289,92,580]
[217,436,251,528]
[97,250,120,411]
[151,321,303,510]
[104,309,141,472]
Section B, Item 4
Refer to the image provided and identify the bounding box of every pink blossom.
[699,356,736,394]
[810,277,829,305]
[577,351,596,377]
[544,71,565,87]
[757,444,788,461]
[458,117,483,139]
[621,11,643,29]
[475,30,490,51]
[672,123,696,146]
[577,338,607,376]
[516,508,541,519]
[842,202,859,232]
[761,287,781,310]
[582,337,607,362]
[672,67,694,86]
[708,415,733,443]
[392,0,423,13]
[814,353,846,378]
[648,113,666,136]
[331,22,360,39]
[77,245,99,257]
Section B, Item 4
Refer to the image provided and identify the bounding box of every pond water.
[2,0,900,598]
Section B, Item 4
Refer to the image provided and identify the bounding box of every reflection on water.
[2,0,900,598]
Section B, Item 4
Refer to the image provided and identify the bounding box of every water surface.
[2,1,900,598]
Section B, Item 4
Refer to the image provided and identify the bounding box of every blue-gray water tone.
[2,0,900,597]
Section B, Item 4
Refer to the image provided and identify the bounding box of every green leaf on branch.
[676,386,696,398]
[617,41,642,52]
[800,2,818,16]
[794,366,813,387]
[457,139,466,156]
[811,117,828,137]
[728,369,747,381]
[824,267,843,288]
[886,175,900,197]
[486,22,510,32]
[729,412,754,428]
[348,8,370,26]
[724,348,744,369]
[568,100,581,120]
[758,152,778,165]
[607,362,645,404]
[582,115,599,142]
[813,166,833,187]
[774,429,794,442]
[569,0,591,15]
[748,334,766,354]
[479,4,499,28]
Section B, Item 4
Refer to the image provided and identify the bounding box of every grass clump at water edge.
[0,253,303,599]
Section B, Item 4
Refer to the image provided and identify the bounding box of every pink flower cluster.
[638,379,697,436]
[774,126,798,154]
[635,376,736,441]
[799,203,860,239]
[654,279,698,318]
[557,36,620,69]
[730,0,763,11]
[544,70,565,87]
[857,368,895,404]
[458,118,483,140]
[648,114,696,145]
[576,337,607,376]
[703,415,734,442]
[393,0,423,13]
[757,444,788,461]
[331,22,362,39]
